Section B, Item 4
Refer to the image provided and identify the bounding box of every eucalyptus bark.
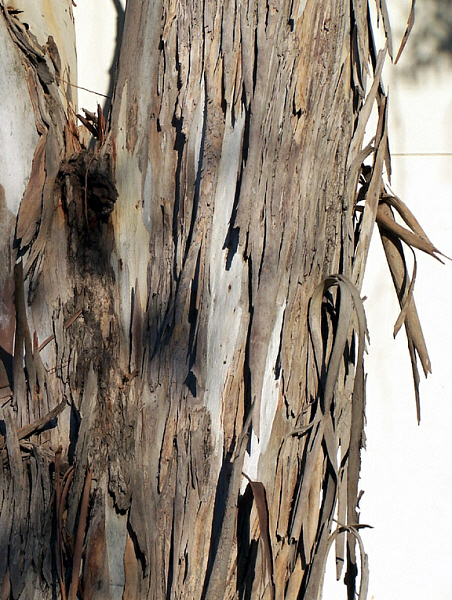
[1,0,392,599]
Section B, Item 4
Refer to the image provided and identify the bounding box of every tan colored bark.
[0,0,415,599]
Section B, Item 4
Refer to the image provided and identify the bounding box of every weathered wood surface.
[0,0,424,598]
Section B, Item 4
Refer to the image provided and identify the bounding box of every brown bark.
[0,0,398,598]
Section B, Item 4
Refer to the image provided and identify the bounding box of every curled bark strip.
[394,0,416,65]
[290,274,368,592]
[393,246,417,338]
[242,473,275,600]
[318,523,371,600]
[377,203,432,422]
[376,0,393,60]
[308,275,368,418]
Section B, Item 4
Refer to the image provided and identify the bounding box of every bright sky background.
[358,67,452,599]
[74,2,452,598]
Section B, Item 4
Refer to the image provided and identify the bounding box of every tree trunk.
[0,0,396,598]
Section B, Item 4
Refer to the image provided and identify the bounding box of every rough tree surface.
[0,0,433,599]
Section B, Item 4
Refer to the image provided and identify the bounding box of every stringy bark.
[0,1,434,599]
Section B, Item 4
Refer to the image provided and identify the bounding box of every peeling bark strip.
[0,0,442,599]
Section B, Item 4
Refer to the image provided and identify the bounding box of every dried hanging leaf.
[407,335,422,423]
[368,184,447,419]
[382,189,427,239]
[377,203,432,422]
[376,202,445,263]
[394,0,416,64]
[383,190,451,261]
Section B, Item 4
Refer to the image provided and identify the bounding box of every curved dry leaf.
[382,190,450,261]
[376,203,445,263]
[309,276,352,414]
[346,139,375,204]
[382,188,427,239]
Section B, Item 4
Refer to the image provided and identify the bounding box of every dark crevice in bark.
[224,138,247,270]
[171,112,186,279]
[183,81,207,267]
[187,247,201,360]
[252,26,258,93]
[367,3,378,72]
[243,251,254,432]
[68,403,81,465]
[274,306,285,380]
[165,515,176,600]
[242,91,252,165]
[257,201,268,286]
[224,226,240,271]
[224,98,251,267]
[236,483,257,600]
[59,151,118,254]
[129,286,136,374]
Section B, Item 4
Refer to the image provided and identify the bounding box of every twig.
[38,308,83,352]
[54,75,111,99]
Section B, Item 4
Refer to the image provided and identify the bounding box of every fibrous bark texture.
[0,0,430,599]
